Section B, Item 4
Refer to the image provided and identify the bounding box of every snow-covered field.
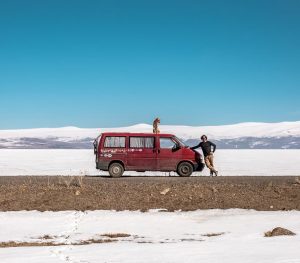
[0,209,299,263]
[1,149,299,262]
[0,149,300,176]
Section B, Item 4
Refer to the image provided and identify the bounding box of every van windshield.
[173,136,186,147]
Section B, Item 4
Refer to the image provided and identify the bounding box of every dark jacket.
[191,141,216,157]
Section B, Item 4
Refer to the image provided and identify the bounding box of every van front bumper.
[194,162,205,172]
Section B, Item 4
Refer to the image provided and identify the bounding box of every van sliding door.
[127,136,157,171]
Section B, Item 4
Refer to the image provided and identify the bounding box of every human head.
[155,117,160,123]
[201,135,207,142]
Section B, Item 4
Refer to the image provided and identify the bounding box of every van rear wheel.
[109,163,124,178]
[177,162,193,177]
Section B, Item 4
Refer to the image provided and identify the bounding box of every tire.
[108,162,124,178]
[177,162,193,177]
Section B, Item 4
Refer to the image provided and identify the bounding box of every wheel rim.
[112,166,120,175]
[181,165,190,175]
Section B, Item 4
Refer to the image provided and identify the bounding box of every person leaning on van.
[190,135,218,176]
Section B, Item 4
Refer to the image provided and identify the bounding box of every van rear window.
[130,137,154,148]
[104,136,125,148]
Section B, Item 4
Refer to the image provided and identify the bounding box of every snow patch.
[0,149,300,176]
[0,209,299,263]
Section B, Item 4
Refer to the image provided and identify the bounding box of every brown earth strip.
[0,239,116,248]
[0,176,299,211]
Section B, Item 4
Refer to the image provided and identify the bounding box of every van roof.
[101,132,175,137]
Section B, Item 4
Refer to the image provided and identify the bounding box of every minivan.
[93,132,204,177]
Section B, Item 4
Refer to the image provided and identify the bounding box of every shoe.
[214,171,218,176]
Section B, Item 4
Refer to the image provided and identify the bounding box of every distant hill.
[1,121,300,149]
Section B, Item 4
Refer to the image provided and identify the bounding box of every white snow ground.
[0,149,300,176]
[0,209,299,263]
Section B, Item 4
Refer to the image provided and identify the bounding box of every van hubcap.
[181,166,189,174]
[113,166,120,174]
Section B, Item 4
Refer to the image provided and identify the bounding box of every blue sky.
[0,0,300,128]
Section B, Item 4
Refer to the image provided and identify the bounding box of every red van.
[93,132,204,177]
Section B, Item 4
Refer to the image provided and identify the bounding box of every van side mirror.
[172,143,181,152]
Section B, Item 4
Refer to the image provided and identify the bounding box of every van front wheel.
[177,162,193,177]
[109,163,124,178]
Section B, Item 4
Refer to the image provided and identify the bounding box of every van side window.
[160,138,176,149]
[104,136,126,148]
[130,137,155,148]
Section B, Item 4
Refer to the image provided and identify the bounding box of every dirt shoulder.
[0,176,299,211]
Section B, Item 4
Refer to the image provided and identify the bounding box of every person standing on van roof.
[190,135,218,176]
[153,118,160,134]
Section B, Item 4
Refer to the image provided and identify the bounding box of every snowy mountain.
[1,121,300,149]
